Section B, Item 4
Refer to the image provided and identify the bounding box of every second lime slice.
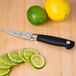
[8,51,24,64]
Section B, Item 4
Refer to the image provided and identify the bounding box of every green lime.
[24,48,39,62]
[1,54,17,66]
[0,57,11,69]
[0,68,10,76]
[29,54,45,69]
[18,49,28,62]
[8,51,24,64]
[27,5,47,25]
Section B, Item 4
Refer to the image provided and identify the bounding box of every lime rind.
[24,48,39,62]
[18,49,28,63]
[8,51,24,64]
[1,54,17,66]
[29,54,45,69]
[0,68,10,76]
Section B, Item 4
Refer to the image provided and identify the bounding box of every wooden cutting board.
[0,0,76,76]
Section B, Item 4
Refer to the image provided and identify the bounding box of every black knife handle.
[37,34,75,49]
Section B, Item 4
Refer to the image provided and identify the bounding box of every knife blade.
[2,30,75,49]
[2,30,36,40]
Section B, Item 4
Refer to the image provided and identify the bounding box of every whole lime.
[27,5,47,25]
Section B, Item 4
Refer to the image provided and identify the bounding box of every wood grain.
[0,0,76,76]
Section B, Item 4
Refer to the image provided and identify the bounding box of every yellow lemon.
[44,0,70,21]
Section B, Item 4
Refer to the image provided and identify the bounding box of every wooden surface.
[0,0,76,76]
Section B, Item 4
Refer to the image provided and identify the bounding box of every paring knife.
[2,30,75,49]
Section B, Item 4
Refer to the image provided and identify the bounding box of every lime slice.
[24,48,39,62]
[8,51,24,64]
[0,57,11,69]
[1,54,17,66]
[0,68,10,76]
[29,54,45,69]
[18,49,28,62]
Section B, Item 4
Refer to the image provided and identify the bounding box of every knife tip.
[2,30,6,32]
[2,30,9,33]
